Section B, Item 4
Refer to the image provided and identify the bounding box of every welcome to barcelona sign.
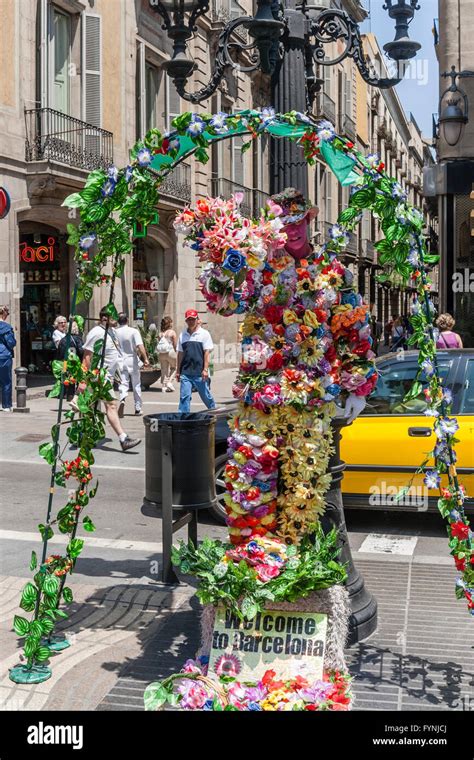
[209,605,328,682]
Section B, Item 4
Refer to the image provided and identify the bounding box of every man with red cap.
[176,309,216,413]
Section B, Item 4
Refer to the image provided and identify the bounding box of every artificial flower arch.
[9,108,472,687]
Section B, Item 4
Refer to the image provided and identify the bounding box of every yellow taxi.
[341,349,474,513]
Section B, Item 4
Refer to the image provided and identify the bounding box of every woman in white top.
[52,315,68,348]
[158,316,177,392]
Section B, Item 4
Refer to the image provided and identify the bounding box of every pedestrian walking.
[79,307,141,451]
[52,315,68,348]
[158,316,177,392]
[0,305,16,412]
[56,321,84,401]
[176,309,217,413]
[116,313,149,417]
[383,316,394,347]
[435,313,464,349]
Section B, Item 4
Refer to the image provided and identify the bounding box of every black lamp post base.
[321,420,378,646]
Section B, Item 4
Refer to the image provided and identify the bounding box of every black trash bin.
[143,412,217,511]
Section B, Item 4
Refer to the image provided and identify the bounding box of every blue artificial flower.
[107,165,119,182]
[190,242,201,250]
[442,388,453,405]
[223,249,246,274]
[209,112,229,133]
[247,702,262,711]
[315,326,325,338]
[242,336,252,345]
[101,178,116,197]
[328,224,344,240]
[407,249,420,267]
[424,469,441,490]
[186,114,206,137]
[137,147,152,166]
[326,383,341,397]
[79,232,97,250]
[342,292,358,307]
[436,416,459,437]
[449,510,462,521]
[260,107,276,124]
[391,182,407,201]
[421,359,435,378]
[294,111,312,124]
[124,165,133,183]
[203,699,214,711]
[366,153,380,169]
[316,120,335,142]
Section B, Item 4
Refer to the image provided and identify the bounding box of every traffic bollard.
[13,367,30,413]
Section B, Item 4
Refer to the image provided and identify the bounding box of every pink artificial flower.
[256,564,282,582]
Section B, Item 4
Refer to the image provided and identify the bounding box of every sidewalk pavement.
[1,555,473,712]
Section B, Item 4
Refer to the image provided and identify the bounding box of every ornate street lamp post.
[149,0,422,107]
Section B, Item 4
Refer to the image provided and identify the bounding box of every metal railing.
[24,108,113,171]
[362,238,376,263]
[317,92,336,125]
[210,177,269,218]
[339,113,357,143]
[160,162,192,202]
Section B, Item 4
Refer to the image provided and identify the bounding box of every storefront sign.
[20,237,56,263]
[0,187,11,219]
[133,277,158,291]
[209,605,328,682]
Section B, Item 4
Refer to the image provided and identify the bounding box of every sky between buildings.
[360,0,439,138]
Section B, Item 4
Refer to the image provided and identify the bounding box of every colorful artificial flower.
[424,469,441,490]
[137,147,152,166]
[186,114,206,136]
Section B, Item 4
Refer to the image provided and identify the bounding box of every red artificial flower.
[454,555,466,572]
[315,309,327,323]
[470,555,474,566]
[352,340,372,357]
[273,324,286,337]
[451,521,470,541]
[377,162,385,172]
[264,305,284,324]
[262,270,274,286]
[325,345,337,362]
[238,445,253,459]
[304,704,318,711]
[346,141,354,149]
[267,352,284,371]
[246,487,261,502]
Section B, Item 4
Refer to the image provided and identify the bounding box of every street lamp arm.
[307,9,402,90]
[171,17,261,103]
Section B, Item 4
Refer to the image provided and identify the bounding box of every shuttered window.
[52,9,71,114]
[83,14,101,127]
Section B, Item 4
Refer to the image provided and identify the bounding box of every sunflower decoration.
[299,340,323,368]
[241,314,267,338]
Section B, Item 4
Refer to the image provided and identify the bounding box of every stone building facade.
[0,0,266,372]
[431,0,474,347]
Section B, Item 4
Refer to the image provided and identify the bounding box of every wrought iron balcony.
[24,108,113,171]
[159,162,191,202]
[210,177,269,218]
[339,114,357,143]
[318,92,336,126]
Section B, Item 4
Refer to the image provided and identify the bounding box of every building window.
[51,8,71,114]
[145,63,160,133]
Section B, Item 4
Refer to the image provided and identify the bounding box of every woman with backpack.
[158,316,177,392]
[56,321,84,401]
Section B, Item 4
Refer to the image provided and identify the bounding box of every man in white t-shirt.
[80,307,141,452]
[176,309,216,413]
[116,313,149,417]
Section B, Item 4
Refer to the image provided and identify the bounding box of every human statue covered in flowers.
[175,186,377,569]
